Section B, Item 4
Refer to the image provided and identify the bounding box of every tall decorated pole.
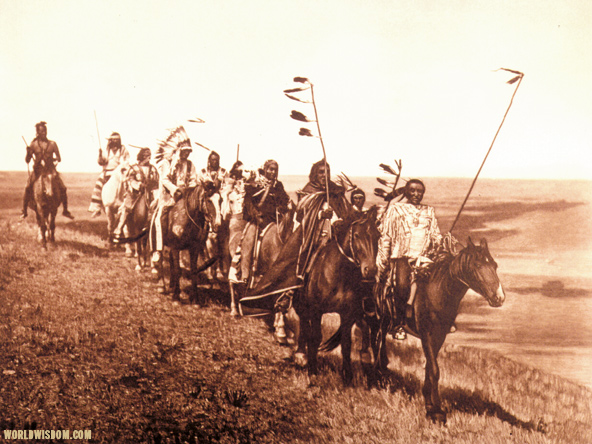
[449,68,525,233]
[285,77,330,208]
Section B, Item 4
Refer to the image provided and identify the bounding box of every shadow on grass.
[377,368,541,432]
[55,239,110,257]
[62,219,109,238]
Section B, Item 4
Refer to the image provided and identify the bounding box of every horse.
[201,191,227,284]
[30,168,62,249]
[113,190,154,271]
[294,206,380,385]
[372,237,506,423]
[229,206,296,318]
[101,164,133,256]
[156,183,221,303]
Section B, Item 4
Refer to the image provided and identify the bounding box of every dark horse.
[373,237,505,423]
[229,206,296,317]
[295,206,380,385]
[156,183,220,303]
[30,168,62,249]
[113,191,153,271]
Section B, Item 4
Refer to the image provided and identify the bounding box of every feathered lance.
[449,68,525,233]
[21,136,30,177]
[286,77,331,213]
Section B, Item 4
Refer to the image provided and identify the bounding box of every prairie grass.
[0,172,591,443]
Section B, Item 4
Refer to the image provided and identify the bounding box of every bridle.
[336,221,360,266]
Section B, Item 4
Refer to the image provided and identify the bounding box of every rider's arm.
[376,207,396,281]
[52,142,62,163]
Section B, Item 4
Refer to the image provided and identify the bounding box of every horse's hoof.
[135,265,142,272]
[157,286,166,294]
[294,352,308,368]
[230,307,239,317]
[426,410,447,424]
[125,251,134,258]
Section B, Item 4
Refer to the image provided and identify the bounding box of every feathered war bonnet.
[154,126,192,165]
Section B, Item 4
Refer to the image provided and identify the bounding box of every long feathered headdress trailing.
[154,126,191,164]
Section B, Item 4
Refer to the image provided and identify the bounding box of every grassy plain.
[0,172,591,443]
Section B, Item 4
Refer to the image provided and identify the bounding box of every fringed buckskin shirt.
[376,201,442,277]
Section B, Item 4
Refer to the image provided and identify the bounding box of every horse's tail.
[112,227,149,244]
[319,323,345,352]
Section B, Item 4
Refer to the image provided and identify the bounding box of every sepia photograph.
[0,0,591,442]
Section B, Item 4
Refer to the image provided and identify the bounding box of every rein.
[184,188,206,230]
[336,223,358,265]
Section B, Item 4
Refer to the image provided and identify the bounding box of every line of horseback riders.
[19,120,449,340]
[19,120,505,422]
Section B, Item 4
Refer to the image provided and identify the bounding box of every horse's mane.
[334,205,378,244]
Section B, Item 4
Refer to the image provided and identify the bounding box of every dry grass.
[0,172,591,443]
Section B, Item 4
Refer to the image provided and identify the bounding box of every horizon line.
[0,169,589,182]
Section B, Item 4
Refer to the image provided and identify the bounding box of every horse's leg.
[421,327,448,424]
[229,283,239,316]
[357,318,375,386]
[36,205,47,249]
[135,239,143,272]
[189,248,200,305]
[48,211,56,243]
[340,317,354,386]
[307,312,323,376]
[170,250,181,301]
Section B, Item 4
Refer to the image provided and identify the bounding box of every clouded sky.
[1,0,590,179]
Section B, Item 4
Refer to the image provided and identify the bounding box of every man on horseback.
[20,121,74,220]
[88,132,130,218]
[295,160,352,281]
[375,179,442,339]
[114,148,159,239]
[151,142,198,266]
[228,159,291,288]
[350,188,367,214]
[198,151,227,192]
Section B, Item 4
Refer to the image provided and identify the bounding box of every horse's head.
[200,182,222,233]
[453,237,505,307]
[346,206,380,279]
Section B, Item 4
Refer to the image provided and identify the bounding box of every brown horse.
[372,237,505,423]
[295,206,380,385]
[156,183,220,303]
[113,190,153,271]
[30,169,62,249]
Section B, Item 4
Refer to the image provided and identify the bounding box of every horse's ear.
[467,237,475,249]
[479,238,489,250]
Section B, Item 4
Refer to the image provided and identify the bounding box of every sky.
[1,0,591,179]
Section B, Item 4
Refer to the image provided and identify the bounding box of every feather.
[499,67,523,76]
[285,93,311,103]
[507,75,521,85]
[293,76,310,84]
[290,110,313,122]
[376,177,394,187]
[337,172,357,192]
[379,163,399,176]
[188,117,205,123]
[374,188,388,198]
[154,126,191,164]
[284,87,310,94]
[299,128,314,137]
[194,141,212,151]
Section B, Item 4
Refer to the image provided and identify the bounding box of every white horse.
[101,164,133,255]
